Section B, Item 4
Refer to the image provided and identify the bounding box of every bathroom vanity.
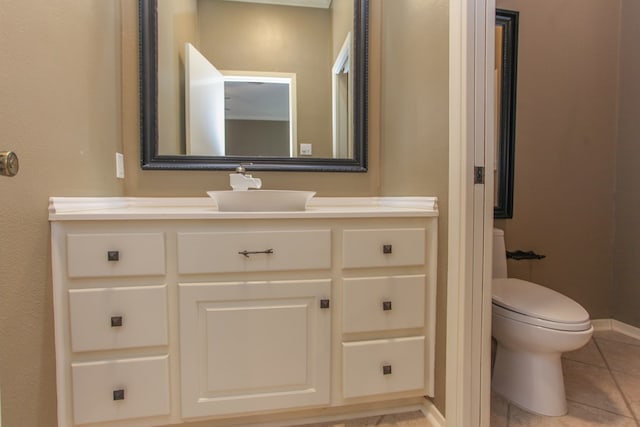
[49,196,438,427]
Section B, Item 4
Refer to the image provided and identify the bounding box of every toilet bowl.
[491,229,593,416]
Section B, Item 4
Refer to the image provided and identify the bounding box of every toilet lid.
[492,278,590,329]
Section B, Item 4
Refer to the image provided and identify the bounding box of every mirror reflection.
[142,0,368,171]
[494,9,518,218]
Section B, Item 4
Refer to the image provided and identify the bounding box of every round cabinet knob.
[382,365,392,375]
[0,151,19,177]
[382,301,392,311]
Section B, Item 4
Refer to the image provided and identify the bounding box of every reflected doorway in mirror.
[332,32,353,159]
[185,42,297,157]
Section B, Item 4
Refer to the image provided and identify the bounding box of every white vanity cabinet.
[176,229,333,418]
[49,197,438,427]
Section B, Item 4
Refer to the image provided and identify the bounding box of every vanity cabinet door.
[179,279,331,418]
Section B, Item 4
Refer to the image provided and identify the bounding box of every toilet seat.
[492,278,591,332]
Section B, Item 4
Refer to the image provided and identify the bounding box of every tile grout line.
[561,350,633,419]
[565,397,636,420]
[593,337,640,425]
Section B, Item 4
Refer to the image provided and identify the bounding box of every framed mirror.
[494,9,519,218]
[139,0,368,172]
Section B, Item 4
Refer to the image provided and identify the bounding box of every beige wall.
[613,0,640,328]
[331,0,354,62]
[225,119,290,156]
[157,0,198,153]
[0,0,450,425]
[0,1,125,426]
[494,0,619,320]
[379,0,449,411]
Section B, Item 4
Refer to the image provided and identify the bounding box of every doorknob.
[0,151,19,177]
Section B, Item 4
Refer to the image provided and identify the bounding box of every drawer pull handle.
[320,299,330,309]
[382,301,392,311]
[382,365,392,375]
[238,249,274,258]
[107,251,120,261]
[382,244,393,254]
[110,316,123,327]
[113,389,125,401]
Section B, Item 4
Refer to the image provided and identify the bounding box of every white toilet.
[491,228,593,416]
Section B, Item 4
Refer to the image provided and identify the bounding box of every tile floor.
[491,330,640,426]
[298,411,431,426]
[293,330,640,427]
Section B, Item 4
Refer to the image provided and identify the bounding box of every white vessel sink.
[207,190,316,212]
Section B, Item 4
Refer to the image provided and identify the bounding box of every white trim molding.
[592,318,640,341]
[421,399,446,427]
[447,0,494,426]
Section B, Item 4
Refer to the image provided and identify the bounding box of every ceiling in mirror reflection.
[224,0,332,8]
[157,0,355,160]
[225,81,290,121]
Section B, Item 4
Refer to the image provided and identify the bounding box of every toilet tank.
[493,228,508,278]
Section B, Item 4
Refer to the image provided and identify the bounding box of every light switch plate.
[116,152,125,179]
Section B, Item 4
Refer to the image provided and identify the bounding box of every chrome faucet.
[229,165,262,191]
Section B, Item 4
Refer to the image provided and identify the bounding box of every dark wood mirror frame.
[495,9,518,218]
[139,0,368,172]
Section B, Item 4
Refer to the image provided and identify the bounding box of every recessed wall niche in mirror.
[140,0,368,171]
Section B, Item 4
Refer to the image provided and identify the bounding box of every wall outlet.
[116,152,125,179]
[300,143,312,156]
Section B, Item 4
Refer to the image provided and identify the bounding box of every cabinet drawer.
[68,285,168,352]
[66,233,165,278]
[342,228,425,269]
[71,355,170,425]
[342,337,425,398]
[177,230,331,274]
[343,275,425,333]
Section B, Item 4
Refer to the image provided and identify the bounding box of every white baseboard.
[242,402,431,427]
[592,318,640,341]
[591,318,613,331]
[421,399,446,427]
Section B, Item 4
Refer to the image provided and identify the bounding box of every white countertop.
[48,196,438,221]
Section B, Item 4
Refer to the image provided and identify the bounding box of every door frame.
[446,0,495,426]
